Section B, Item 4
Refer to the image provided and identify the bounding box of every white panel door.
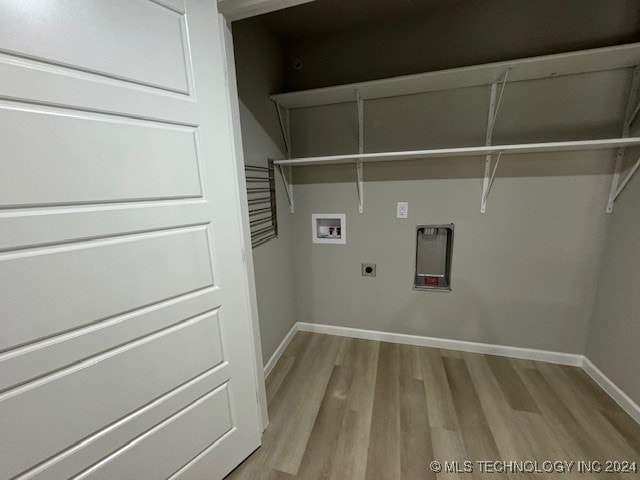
[0,1,262,479]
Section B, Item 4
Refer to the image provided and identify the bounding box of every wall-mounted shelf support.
[481,69,509,213]
[275,101,291,155]
[269,44,640,214]
[607,65,640,213]
[610,154,640,205]
[356,89,364,213]
[278,162,294,213]
[275,101,294,213]
[481,151,503,212]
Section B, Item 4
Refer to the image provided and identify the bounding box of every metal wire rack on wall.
[245,160,277,248]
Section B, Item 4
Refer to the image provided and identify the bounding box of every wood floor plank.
[284,331,314,357]
[440,348,465,359]
[559,365,620,412]
[365,342,401,480]
[267,333,324,422]
[598,407,640,456]
[518,368,604,462]
[399,375,435,480]
[296,365,354,480]
[511,410,574,470]
[265,470,294,480]
[420,348,460,432]
[399,344,423,380]
[228,334,330,480]
[509,357,537,369]
[330,338,380,480]
[335,336,356,366]
[461,352,539,468]
[535,362,639,461]
[329,409,361,480]
[268,334,344,474]
[226,333,640,480]
[266,354,296,404]
[430,427,469,480]
[343,339,380,412]
[485,355,541,413]
[443,357,501,479]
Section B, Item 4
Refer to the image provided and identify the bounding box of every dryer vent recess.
[414,224,454,291]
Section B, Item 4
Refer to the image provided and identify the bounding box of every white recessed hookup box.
[312,213,346,244]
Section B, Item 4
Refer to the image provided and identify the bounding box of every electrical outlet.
[396,202,408,219]
[362,263,376,277]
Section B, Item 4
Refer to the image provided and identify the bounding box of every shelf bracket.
[611,154,640,204]
[481,69,509,213]
[607,65,640,213]
[275,100,291,156]
[275,101,294,213]
[277,162,294,214]
[356,89,364,213]
[481,151,503,210]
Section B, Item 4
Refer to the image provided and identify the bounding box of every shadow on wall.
[270,0,640,90]
[233,17,287,155]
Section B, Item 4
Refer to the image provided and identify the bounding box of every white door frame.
[218,0,318,432]
[217,16,268,430]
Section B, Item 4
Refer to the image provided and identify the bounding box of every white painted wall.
[233,18,298,365]
[286,70,628,354]
[586,155,640,405]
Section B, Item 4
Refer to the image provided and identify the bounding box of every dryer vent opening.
[414,224,454,291]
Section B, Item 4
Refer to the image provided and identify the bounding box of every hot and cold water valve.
[311,213,346,244]
[414,224,454,291]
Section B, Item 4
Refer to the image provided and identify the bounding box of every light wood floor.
[227,332,640,479]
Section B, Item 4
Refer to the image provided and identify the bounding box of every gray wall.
[233,3,640,378]
[233,19,297,364]
[586,158,640,404]
[287,70,630,354]
[273,0,640,90]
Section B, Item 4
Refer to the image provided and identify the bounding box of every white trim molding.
[263,323,299,378]
[297,322,583,366]
[581,357,640,425]
[217,0,316,21]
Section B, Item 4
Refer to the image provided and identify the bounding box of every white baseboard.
[281,322,638,425]
[581,357,640,425]
[263,322,298,378]
[297,322,583,366]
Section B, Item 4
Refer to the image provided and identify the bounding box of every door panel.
[0,1,261,479]
[0,0,191,93]
[2,312,224,478]
[81,385,233,480]
[1,227,214,351]
[29,368,230,480]
[0,103,202,207]
[0,288,221,392]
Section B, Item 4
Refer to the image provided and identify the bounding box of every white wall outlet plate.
[396,202,408,219]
